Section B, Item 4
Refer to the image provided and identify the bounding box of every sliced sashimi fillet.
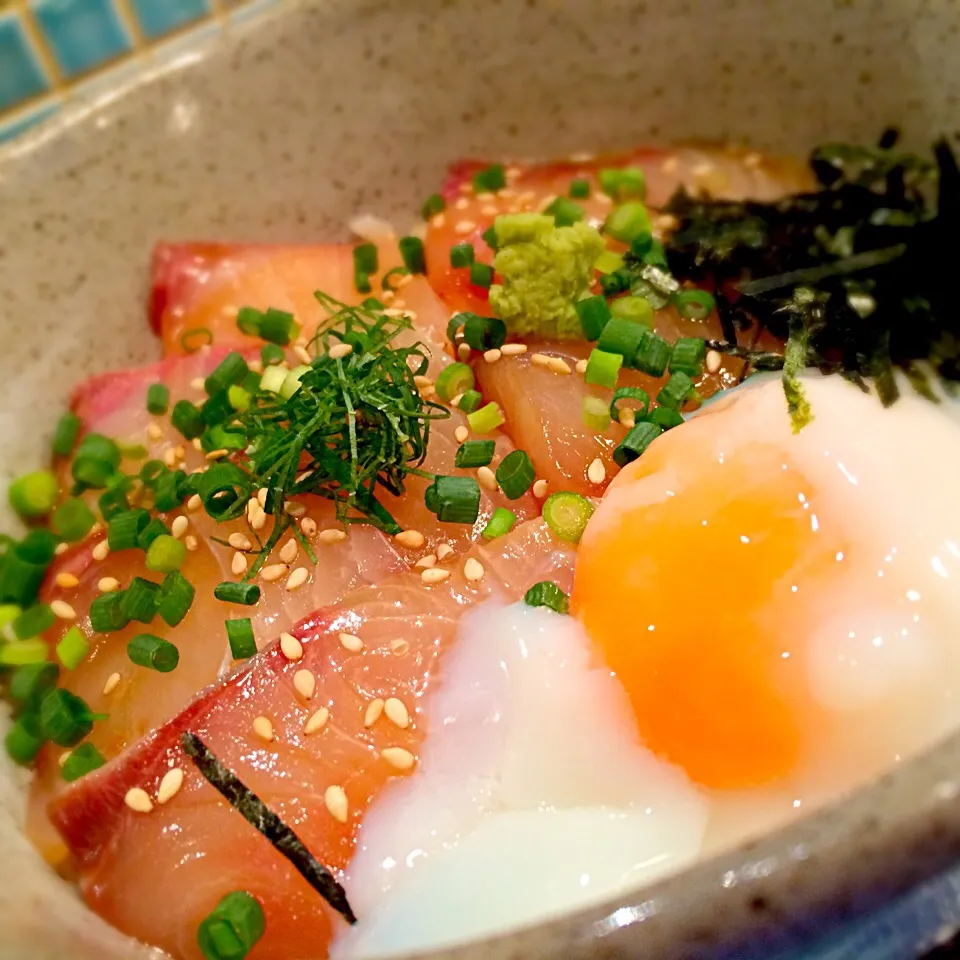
[49,520,576,960]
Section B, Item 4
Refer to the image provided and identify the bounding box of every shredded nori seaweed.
[181,731,357,925]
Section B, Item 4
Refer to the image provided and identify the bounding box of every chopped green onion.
[569,178,590,199]
[598,167,647,201]
[481,224,499,251]
[146,383,170,415]
[613,421,663,467]
[610,386,650,421]
[495,450,535,500]
[146,535,187,574]
[353,243,378,275]
[158,571,195,627]
[457,389,483,414]
[599,268,631,296]
[136,517,170,551]
[0,603,21,635]
[605,202,653,243]
[642,238,669,270]
[71,434,121,489]
[582,395,612,431]
[261,343,285,366]
[435,363,475,403]
[56,626,90,670]
[205,353,249,397]
[469,261,494,288]
[202,424,248,454]
[597,317,647,362]
[119,577,161,624]
[450,243,475,268]
[89,591,130,633]
[198,463,251,522]
[630,232,654,257]
[259,364,288,394]
[632,330,671,376]
[39,688,94,746]
[424,475,481,524]
[610,294,654,327]
[128,633,179,673]
[584,349,622,388]
[61,742,106,782]
[467,401,505,434]
[648,406,684,429]
[280,364,310,400]
[461,313,506,350]
[675,289,716,321]
[107,508,150,551]
[523,580,569,614]
[669,337,707,377]
[399,236,426,274]
[656,371,695,410]
[214,582,261,606]
[9,662,59,708]
[543,196,584,227]
[226,618,257,660]
[181,327,214,352]
[18,529,57,564]
[0,548,48,607]
[8,470,59,519]
[141,459,167,486]
[454,440,495,468]
[381,266,410,291]
[472,163,506,193]
[52,413,81,457]
[5,713,43,765]
[575,295,612,340]
[594,250,624,275]
[481,506,516,540]
[542,491,595,544]
[0,639,48,666]
[51,497,96,542]
[421,193,446,220]
[197,890,266,960]
[257,308,299,345]
[171,400,205,440]
[201,392,234,427]
[154,470,185,512]
[12,604,54,641]
[99,483,130,520]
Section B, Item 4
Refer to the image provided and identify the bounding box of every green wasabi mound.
[489,214,605,339]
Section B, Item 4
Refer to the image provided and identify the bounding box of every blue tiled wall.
[0,0,281,144]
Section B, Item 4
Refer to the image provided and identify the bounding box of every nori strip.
[181,731,357,925]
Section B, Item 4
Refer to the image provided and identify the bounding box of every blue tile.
[0,13,50,112]
[0,102,59,144]
[31,0,132,79]
[129,0,209,41]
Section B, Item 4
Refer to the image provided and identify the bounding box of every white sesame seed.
[169,516,188,540]
[339,632,364,653]
[454,197,470,210]
[252,716,274,741]
[284,501,307,517]
[249,359,264,374]
[381,747,417,771]
[450,393,464,408]
[532,479,548,499]
[205,449,228,461]
[280,632,303,661]
[293,345,312,365]
[618,407,636,428]
[575,359,588,375]
[390,638,410,657]
[587,458,607,485]
[537,193,558,212]
[293,669,316,699]
[413,375,434,388]
[92,540,110,562]
[300,517,318,538]
[395,529,425,549]
[58,751,71,768]
[481,204,499,217]
[414,555,437,569]
[463,557,485,582]
[436,543,454,561]
[453,220,476,235]
[421,567,451,585]
[124,787,153,814]
[317,528,347,545]
[324,785,349,823]
[475,191,495,202]
[163,448,177,468]
[457,343,471,362]
[706,349,722,374]
[596,192,613,206]
[231,552,247,576]
[304,707,329,735]
[261,564,288,583]
[530,352,550,368]
[190,377,205,391]
[384,697,410,729]
[54,542,69,556]
[157,768,184,805]
[483,348,501,364]
[187,493,202,511]
[50,600,76,621]
[500,343,528,356]
[97,577,120,594]
[454,425,469,443]
[364,698,384,728]
[279,539,299,564]
[55,572,79,589]
[257,487,269,508]
[228,532,252,551]
[286,567,309,591]
[516,189,537,205]
[547,357,572,375]
[184,535,199,552]
[102,672,121,695]
[476,466,497,491]
[147,423,163,442]
[498,187,516,199]
[430,213,446,228]
[250,508,267,532]
[191,438,203,451]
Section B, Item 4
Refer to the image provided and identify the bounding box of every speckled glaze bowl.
[2,1,960,958]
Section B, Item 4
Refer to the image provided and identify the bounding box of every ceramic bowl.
[2,1,960,958]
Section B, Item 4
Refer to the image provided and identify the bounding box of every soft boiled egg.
[573,372,960,845]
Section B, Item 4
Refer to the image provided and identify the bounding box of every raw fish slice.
[49,520,576,960]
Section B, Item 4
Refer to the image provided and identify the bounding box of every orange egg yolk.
[572,426,848,791]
